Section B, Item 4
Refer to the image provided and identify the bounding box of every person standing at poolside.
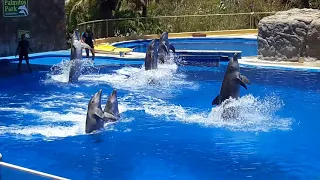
[16,34,32,72]
[82,26,96,60]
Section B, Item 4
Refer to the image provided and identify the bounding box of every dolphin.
[68,29,92,83]
[144,39,158,70]
[158,32,175,63]
[103,89,120,119]
[212,53,251,106]
[85,89,117,134]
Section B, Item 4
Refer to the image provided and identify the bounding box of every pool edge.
[2,28,320,72]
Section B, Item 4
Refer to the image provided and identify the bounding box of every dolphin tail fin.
[240,75,251,85]
[212,94,221,105]
[237,77,248,90]
[169,44,175,53]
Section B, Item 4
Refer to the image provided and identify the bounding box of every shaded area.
[0,0,67,57]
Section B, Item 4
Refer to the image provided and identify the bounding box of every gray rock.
[258,8,320,61]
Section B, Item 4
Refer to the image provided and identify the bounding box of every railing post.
[249,12,253,29]
[92,23,95,36]
[106,20,108,38]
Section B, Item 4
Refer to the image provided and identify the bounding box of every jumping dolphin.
[212,53,251,106]
[144,39,158,70]
[158,32,175,63]
[85,90,117,134]
[68,29,92,83]
[103,89,120,119]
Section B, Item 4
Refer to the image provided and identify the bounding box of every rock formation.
[0,0,67,57]
[258,8,320,61]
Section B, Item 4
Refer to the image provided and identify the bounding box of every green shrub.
[66,0,320,38]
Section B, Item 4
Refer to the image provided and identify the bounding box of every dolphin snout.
[94,89,102,99]
[233,53,238,61]
[93,89,102,98]
[112,89,117,96]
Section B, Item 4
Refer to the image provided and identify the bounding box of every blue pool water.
[1,38,320,180]
[114,38,258,57]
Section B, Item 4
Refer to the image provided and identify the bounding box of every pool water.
[0,54,320,180]
[114,38,258,57]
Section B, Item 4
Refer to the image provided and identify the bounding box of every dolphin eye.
[91,101,94,104]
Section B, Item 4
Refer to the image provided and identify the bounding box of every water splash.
[138,94,293,132]
[0,92,293,140]
[0,94,132,140]
[0,53,293,140]
[79,55,197,93]
[208,94,292,132]
[45,58,97,83]
[162,52,180,65]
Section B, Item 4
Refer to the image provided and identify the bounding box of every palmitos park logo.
[3,0,29,17]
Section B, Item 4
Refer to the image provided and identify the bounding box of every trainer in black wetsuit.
[16,34,32,72]
[82,26,95,60]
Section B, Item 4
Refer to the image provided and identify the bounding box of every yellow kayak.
[95,43,133,54]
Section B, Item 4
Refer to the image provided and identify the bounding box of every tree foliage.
[65,0,320,38]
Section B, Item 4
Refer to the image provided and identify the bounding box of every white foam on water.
[0,107,85,123]
[138,94,293,132]
[0,107,86,140]
[44,58,96,84]
[0,125,84,139]
[0,94,133,140]
[79,60,198,93]
[33,92,87,109]
[0,53,293,140]
[0,90,293,141]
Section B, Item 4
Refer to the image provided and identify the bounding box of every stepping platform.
[175,50,241,66]
[0,49,241,68]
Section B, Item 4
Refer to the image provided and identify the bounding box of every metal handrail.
[78,11,277,25]
[0,153,70,180]
[76,11,277,39]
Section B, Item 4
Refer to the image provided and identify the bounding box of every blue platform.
[0,49,242,68]
[0,37,252,72]
[176,49,241,60]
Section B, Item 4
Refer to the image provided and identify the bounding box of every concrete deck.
[240,56,320,71]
